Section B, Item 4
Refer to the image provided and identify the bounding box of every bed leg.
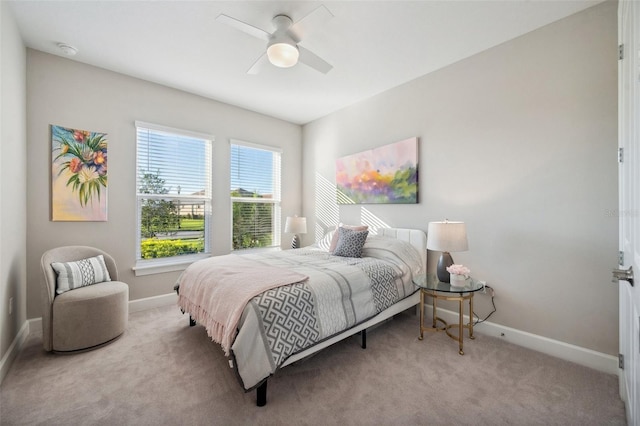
[360,329,367,349]
[256,381,267,407]
[189,315,196,327]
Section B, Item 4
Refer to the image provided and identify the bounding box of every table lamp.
[427,221,468,283]
[285,215,307,249]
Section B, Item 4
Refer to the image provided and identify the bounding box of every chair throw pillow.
[333,227,369,258]
[52,254,112,295]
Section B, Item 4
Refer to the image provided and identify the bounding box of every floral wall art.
[335,137,418,204]
[51,125,108,221]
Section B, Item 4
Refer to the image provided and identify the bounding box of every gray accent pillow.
[329,224,369,252]
[333,227,369,258]
[52,254,112,294]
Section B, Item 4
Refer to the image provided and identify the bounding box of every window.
[135,122,212,273]
[230,140,281,250]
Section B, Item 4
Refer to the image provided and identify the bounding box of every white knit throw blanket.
[177,254,309,356]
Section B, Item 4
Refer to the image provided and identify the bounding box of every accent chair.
[40,246,129,352]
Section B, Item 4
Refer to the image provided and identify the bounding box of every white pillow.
[317,229,336,251]
[52,254,112,294]
[362,235,424,276]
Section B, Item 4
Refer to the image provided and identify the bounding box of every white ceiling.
[8,0,604,125]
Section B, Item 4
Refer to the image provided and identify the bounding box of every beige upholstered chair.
[41,246,129,352]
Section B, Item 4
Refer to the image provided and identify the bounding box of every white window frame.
[230,139,282,251]
[133,121,214,276]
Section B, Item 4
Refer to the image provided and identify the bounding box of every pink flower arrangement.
[446,264,470,277]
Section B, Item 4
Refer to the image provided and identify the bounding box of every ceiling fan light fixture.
[267,41,299,68]
[218,9,332,74]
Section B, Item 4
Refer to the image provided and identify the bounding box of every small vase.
[450,274,467,287]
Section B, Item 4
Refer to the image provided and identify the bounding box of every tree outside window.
[230,142,281,250]
[136,123,212,262]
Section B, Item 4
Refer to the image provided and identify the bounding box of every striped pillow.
[52,255,111,295]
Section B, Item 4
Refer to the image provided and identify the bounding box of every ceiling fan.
[216,5,334,74]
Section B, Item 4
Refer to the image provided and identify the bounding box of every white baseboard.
[434,307,618,375]
[128,292,178,313]
[0,320,30,385]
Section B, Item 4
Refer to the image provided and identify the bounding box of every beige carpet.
[0,305,626,425]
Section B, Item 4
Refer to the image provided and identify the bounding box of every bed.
[175,227,427,406]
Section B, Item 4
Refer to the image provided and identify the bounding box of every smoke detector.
[57,43,78,56]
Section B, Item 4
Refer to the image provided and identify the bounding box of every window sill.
[132,253,210,277]
[232,246,282,254]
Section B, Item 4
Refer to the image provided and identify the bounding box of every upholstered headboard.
[378,228,427,273]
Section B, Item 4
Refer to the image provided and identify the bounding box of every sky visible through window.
[137,130,274,197]
[137,130,208,196]
[230,144,274,196]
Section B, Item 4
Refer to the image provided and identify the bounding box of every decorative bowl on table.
[449,273,468,288]
[446,264,471,288]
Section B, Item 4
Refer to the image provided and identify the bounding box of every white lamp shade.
[267,41,299,68]
[426,221,468,252]
[285,216,307,234]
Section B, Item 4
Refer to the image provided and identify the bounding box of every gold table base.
[418,289,475,355]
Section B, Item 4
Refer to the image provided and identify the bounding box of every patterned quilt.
[227,236,424,390]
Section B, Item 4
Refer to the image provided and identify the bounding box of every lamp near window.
[427,221,468,283]
[285,215,307,249]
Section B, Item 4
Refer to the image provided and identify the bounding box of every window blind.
[136,125,211,197]
[135,122,213,261]
[230,143,281,200]
[230,141,281,250]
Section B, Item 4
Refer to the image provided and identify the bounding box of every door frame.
[618,2,640,425]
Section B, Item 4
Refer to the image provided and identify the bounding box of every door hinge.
[619,44,624,60]
[619,251,624,266]
[619,147,624,163]
[619,353,624,369]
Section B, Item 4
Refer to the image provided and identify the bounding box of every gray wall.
[25,50,302,319]
[302,1,619,354]
[0,3,27,362]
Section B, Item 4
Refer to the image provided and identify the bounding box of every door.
[618,2,640,425]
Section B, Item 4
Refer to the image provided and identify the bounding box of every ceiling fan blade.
[298,46,333,74]
[247,53,269,75]
[288,5,333,43]
[216,14,270,42]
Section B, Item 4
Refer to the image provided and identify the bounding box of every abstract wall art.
[51,125,108,221]
[335,137,418,204]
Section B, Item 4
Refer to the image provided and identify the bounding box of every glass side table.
[412,274,484,355]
